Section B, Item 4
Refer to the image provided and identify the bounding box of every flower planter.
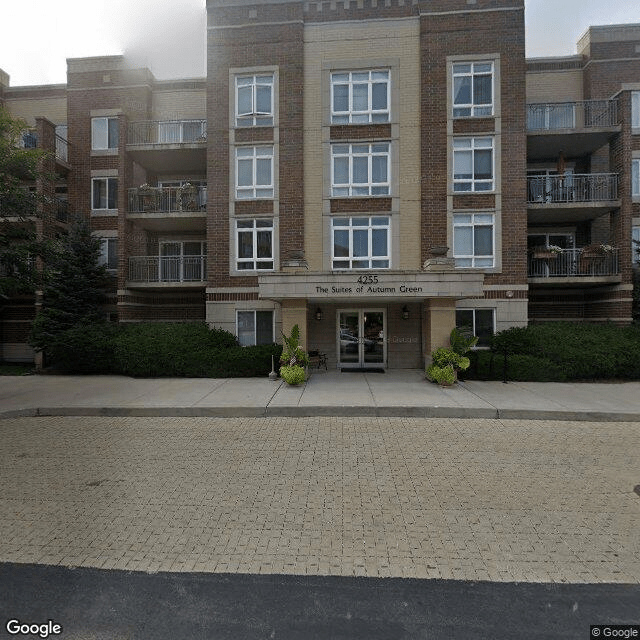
[532,250,558,260]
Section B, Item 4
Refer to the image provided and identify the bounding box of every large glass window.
[633,159,640,197]
[456,309,495,348]
[453,213,494,268]
[633,225,640,265]
[91,117,119,150]
[236,146,274,199]
[237,310,274,346]
[453,137,494,192]
[331,216,390,270]
[98,237,118,271]
[236,75,274,127]
[92,177,118,210]
[453,62,493,118]
[632,92,640,129]
[236,219,274,271]
[331,143,390,197]
[331,70,390,124]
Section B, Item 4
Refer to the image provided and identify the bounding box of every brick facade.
[1,7,639,363]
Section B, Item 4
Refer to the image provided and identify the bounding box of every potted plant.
[426,327,477,386]
[530,245,562,260]
[279,324,309,385]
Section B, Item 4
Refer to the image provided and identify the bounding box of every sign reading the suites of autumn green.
[257,271,485,300]
[313,274,424,295]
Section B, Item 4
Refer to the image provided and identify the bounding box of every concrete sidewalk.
[1,370,639,421]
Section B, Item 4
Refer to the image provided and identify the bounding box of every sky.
[1,0,640,87]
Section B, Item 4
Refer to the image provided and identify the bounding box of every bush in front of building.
[38,321,282,377]
[279,364,306,385]
[465,322,640,381]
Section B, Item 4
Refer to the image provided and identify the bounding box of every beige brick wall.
[152,90,206,121]
[303,18,421,271]
[6,97,67,126]
[526,70,583,103]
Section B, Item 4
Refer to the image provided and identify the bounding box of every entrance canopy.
[258,270,484,303]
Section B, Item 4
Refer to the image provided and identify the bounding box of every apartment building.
[1,0,638,368]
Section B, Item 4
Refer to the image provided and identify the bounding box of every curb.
[0,406,638,422]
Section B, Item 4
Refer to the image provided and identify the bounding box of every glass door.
[338,309,385,368]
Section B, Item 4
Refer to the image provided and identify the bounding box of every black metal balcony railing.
[55,135,68,163]
[528,247,619,278]
[128,255,207,283]
[127,186,207,213]
[128,120,207,145]
[54,197,68,222]
[527,99,618,131]
[527,174,618,204]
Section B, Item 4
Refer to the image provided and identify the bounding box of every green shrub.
[426,363,456,385]
[280,364,306,385]
[113,322,238,377]
[280,324,309,367]
[207,343,283,378]
[466,350,568,382]
[46,322,118,373]
[430,347,470,371]
[480,322,640,381]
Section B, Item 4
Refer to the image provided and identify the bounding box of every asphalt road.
[1,562,640,639]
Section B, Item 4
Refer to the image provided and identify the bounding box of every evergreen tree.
[30,218,110,358]
[0,106,53,298]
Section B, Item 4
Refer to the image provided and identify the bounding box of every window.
[453,213,494,268]
[159,241,206,282]
[456,309,495,348]
[332,143,390,197]
[633,159,640,197]
[236,219,274,271]
[453,62,493,118]
[632,92,640,129]
[98,238,118,271]
[633,226,640,265]
[236,146,274,199]
[237,310,274,346]
[236,75,274,127]
[453,137,494,192]
[331,216,390,269]
[92,177,118,210]
[91,117,119,150]
[331,70,390,124]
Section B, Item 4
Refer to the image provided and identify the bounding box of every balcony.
[126,120,207,173]
[527,99,620,161]
[127,185,206,231]
[527,173,619,223]
[528,246,621,286]
[128,255,207,287]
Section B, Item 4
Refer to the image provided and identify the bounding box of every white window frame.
[632,159,640,197]
[236,310,275,346]
[98,237,118,272]
[455,308,495,348]
[331,216,391,270]
[331,143,390,197]
[235,146,274,199]
[632,225,640,265]
[91,117,119,150]
[452,61,494,118]
[632,92,640,129]
[158,240,207,283]
[91,177,118,210]
[453,213,495,268]
[235,218,274,271]
[453,137,494,192]
[330,70,390,124]
[235,74,274,127]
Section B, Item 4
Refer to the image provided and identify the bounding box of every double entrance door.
[338,309,385,369]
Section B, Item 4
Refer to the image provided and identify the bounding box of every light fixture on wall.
[315,307,323,321]
[402,305,410,320]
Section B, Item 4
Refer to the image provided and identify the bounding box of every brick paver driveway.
[1,416,639,583]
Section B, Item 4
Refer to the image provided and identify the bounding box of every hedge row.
[45,322,282,377]
[464,323,640,382]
